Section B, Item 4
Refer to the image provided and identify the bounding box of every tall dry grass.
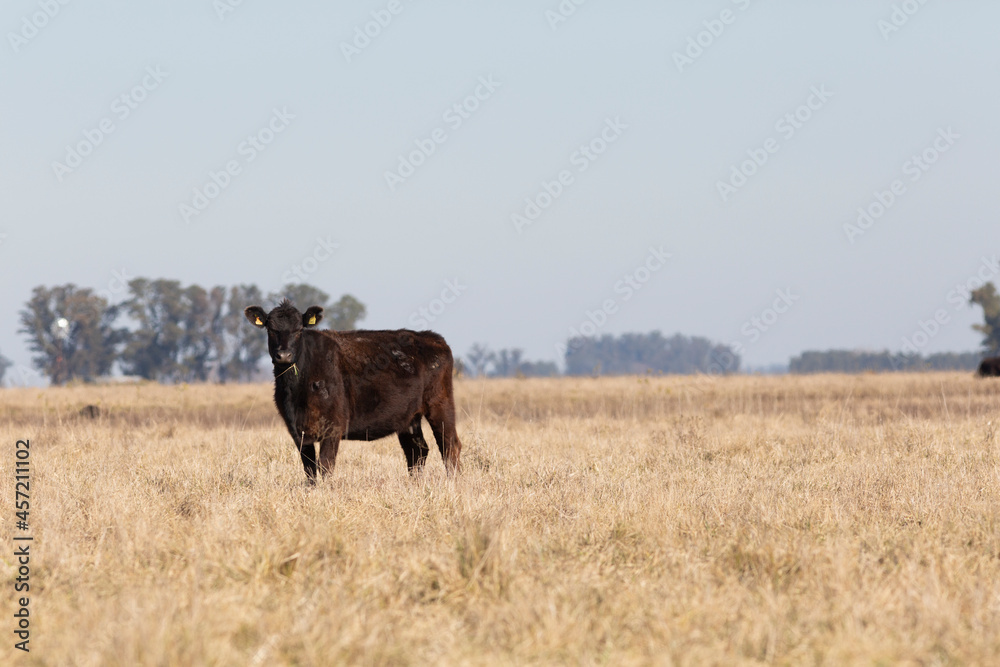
[1,373,999,665]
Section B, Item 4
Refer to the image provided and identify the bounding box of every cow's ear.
[244,306,268,328]
[302,306,324,328]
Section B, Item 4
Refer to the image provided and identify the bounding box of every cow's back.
[319,329,454,438]
[325,329,453,379]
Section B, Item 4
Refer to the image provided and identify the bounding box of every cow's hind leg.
[397,415,430,474]
[427,401,462,475]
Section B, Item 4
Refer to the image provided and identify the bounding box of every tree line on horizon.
[789,283,1000,374]
[455,332,741,379]
[788,350,982,374]
[3,281,999,386]
[13,280,365,385]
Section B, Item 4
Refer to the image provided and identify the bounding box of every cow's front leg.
[317,437,341,478]
[298,441,318,484]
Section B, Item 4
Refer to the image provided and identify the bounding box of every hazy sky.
[2,1,999,382]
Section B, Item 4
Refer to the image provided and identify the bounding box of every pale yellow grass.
[1,373,999,665]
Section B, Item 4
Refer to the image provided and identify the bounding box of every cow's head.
[245,300,324,365]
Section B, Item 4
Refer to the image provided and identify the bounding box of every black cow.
[245,300,462,482]
[977,356,1000,377]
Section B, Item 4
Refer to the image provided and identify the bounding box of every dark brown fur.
[245,300,462,482]
[977,356,1000,377]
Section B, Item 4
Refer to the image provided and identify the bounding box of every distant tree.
[179,283,221,382]
[564,332,738,376]
[516,360,560,377]
[119,278,186,381]
[120,278,224,382]
[491,348,524,377]
[970,282,1000,356]
[0,350,12,386]
[18,284,121,385]
[475,347,560,378]
[483,349,560,378]
[270,284,330,312]
[791,350,912,373]
[465,343,495,377]
[205,285,229,381]
[923,352,981,371]
[217,284,267,382]
[266,285,366,331]
[326,294,367,330]
[790,349,982,373]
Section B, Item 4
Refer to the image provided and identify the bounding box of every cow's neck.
[273,348,306,437]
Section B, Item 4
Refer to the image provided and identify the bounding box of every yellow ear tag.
[255,317,263,325]
[308,316,316,325]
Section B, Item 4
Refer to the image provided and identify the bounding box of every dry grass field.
[2,373,1000,665]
